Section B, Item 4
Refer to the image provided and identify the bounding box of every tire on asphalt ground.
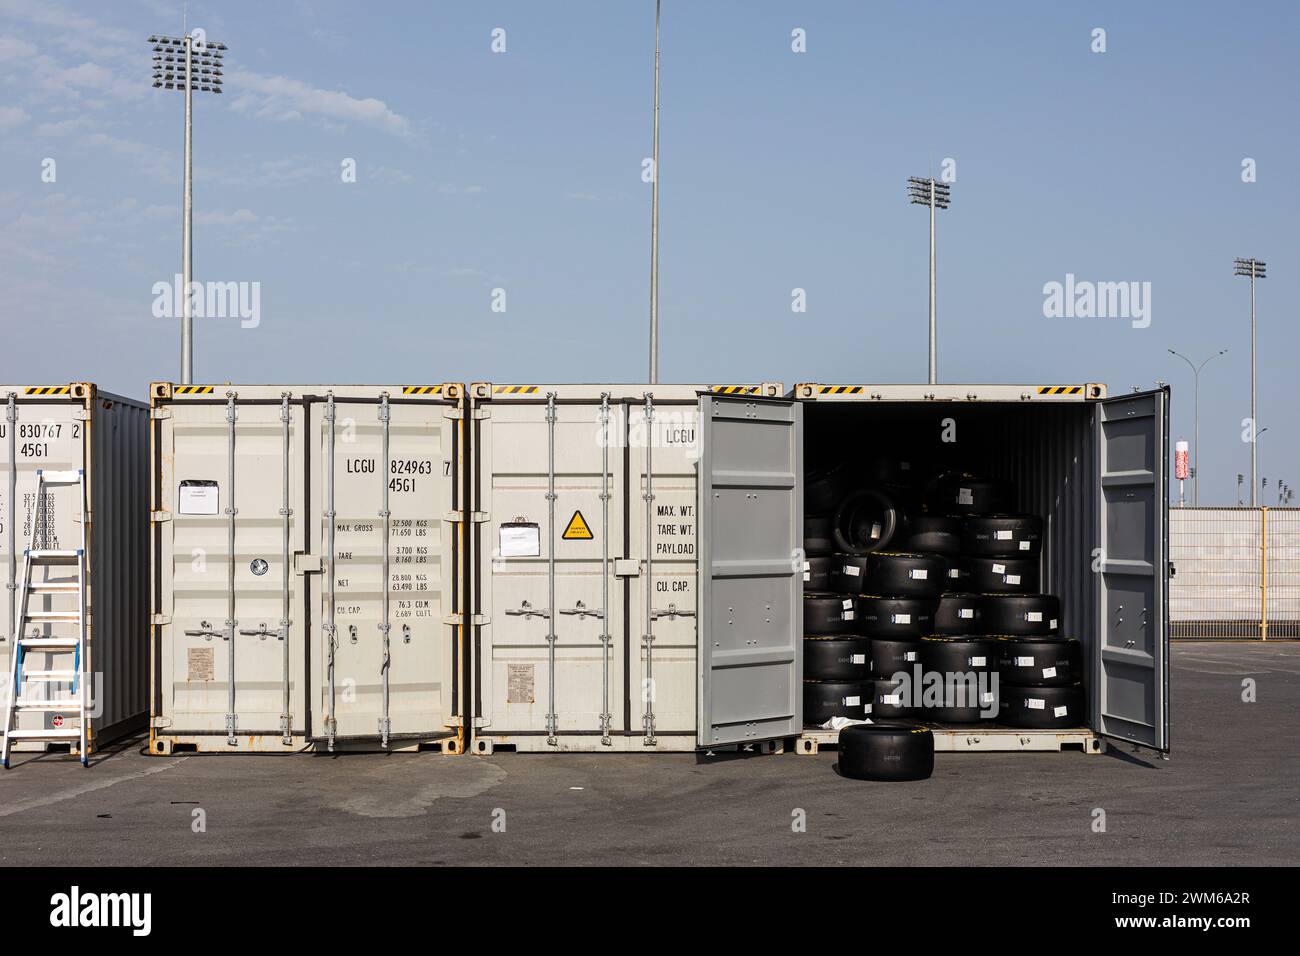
[804,516,835,555]
[804,593,858,635]
[838,723,935,781]
[963,514,1044,558]
[980,593,1061,636]
[804,636,873,681]
[869,636,924,678]
[831,489,902,555]
[933,592,981,635]
[802,554,836,591]
[857,597,938,638]
[866,552,948,597]
[924,472,1015,516]
[803,679,871,725]
[869,676,916,719]
[961,556,1040,594]
[995,637,1082,687]
[1001,682,1087,728]
[903,514,962,555]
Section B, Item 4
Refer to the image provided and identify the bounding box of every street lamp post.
[1234,258,1266,505]
[149,33,227,385]
[908,176,950,384]
[1168,348,1228,506]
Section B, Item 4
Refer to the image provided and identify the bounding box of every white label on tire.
[1026,698,1046,710]
[982,692,995,704]
[864,703,873,713]
[910,568,928,580]
[842,599,854,609]
[1005,574,1021,585]
[1015,656,1034,667]
[851,654,867,664]
[1027,611,1043,622]
[882,694,902,705]
[1053,705,1068,718]
[992,563,1006,574]
[843,696,861,706]
[1050,618,1058,630]
[844,565,860,576]
[803,571,810,582]
[959,608,974,619]
[995,530,1013,540]
[843,611,855,621]
[803,561,811,571]
[904,651,917,662]
[892,613,912,624]
[1019,540,1031,551]
[871,522,882,539]
[948,568,960,578]
[969,656,987,667]
[1042,666,1058,678]
[957,488,974,505]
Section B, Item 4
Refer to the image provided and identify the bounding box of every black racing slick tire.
[963,514,1044,558]
[1001,683,1087,728]
[980,593,1061,636]
[804,636,873,681]
[802,554,836,591]
[830,555,872,595]
[996,637,1083,687]
[838,723,935,781]
[933,592,981,635]
[918,676,999,723]
[869,637,924,678]
[804,593,858,635]
[803,680,871,725]
[866,552,948,598]
[919,637,998,675]
[804,516,835,555]
[924,473,1015,517]
[831,489,902,555]
[870,676,916,719]
[857,597,938,639]
[903,515,962,556]
[961,557,1040,594]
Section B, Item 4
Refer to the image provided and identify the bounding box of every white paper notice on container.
[179,480,220,515]
[1042,666,1058,678]
[499,522,541,558]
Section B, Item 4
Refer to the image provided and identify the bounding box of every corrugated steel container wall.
[1,384,149,752]
[149,383,466,753]
[469,383,782,753]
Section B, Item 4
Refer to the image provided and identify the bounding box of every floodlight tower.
[149,33,227,384]
[1233,257,1266,505]
[908,176,950,384]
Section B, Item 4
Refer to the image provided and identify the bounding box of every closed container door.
[310,398,453,742]
[697,395,802,748]
[478,399,626,734]
[628,399,699,737]
[1095,388,1170,751]
[1,399,85,736]
[162,400,306,736]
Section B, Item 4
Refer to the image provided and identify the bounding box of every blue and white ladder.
[1,469,89,768]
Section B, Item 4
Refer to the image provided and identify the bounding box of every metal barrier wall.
[1170,507,1299,640]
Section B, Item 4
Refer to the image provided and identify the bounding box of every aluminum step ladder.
[1,469,89,768]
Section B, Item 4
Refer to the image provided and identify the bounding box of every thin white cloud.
[195,208,259,226]
[0,105,30,129]
[225,69,410,136]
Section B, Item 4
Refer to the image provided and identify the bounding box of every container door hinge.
[295,553,323,574]
[151,407,172,420]
[150,510,172,523]
[470,511,490,523]
[443,510,464,522]
[151,613,172,626]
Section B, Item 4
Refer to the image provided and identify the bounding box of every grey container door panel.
[697,395,802,748]
[309,399,453,741]
[1094,387,1169,751]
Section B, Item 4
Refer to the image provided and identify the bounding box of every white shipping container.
[1,384,149,755]
[149,383,466,753]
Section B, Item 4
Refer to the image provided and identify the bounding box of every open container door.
[1094,387,1170,751]
[696,394,802,748]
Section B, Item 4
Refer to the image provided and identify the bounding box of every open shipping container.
[148,383,466,753]
[469,382,1170,755]
[1,383,149,755]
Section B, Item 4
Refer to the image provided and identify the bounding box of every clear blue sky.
[1,0,1295,505]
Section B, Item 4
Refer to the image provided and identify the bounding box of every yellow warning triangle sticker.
[562,509,594,540]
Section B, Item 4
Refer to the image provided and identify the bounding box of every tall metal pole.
[181,35,194,384]
[648,0,661,384]
[1250,264,1257,506]
[928,179,937,384]
[1168,349,1226,506]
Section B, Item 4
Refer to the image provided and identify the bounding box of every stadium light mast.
[908,176,950,384]
[1233,257,1266,505]
[1167,348,1228,506]
[149,33,226,384]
